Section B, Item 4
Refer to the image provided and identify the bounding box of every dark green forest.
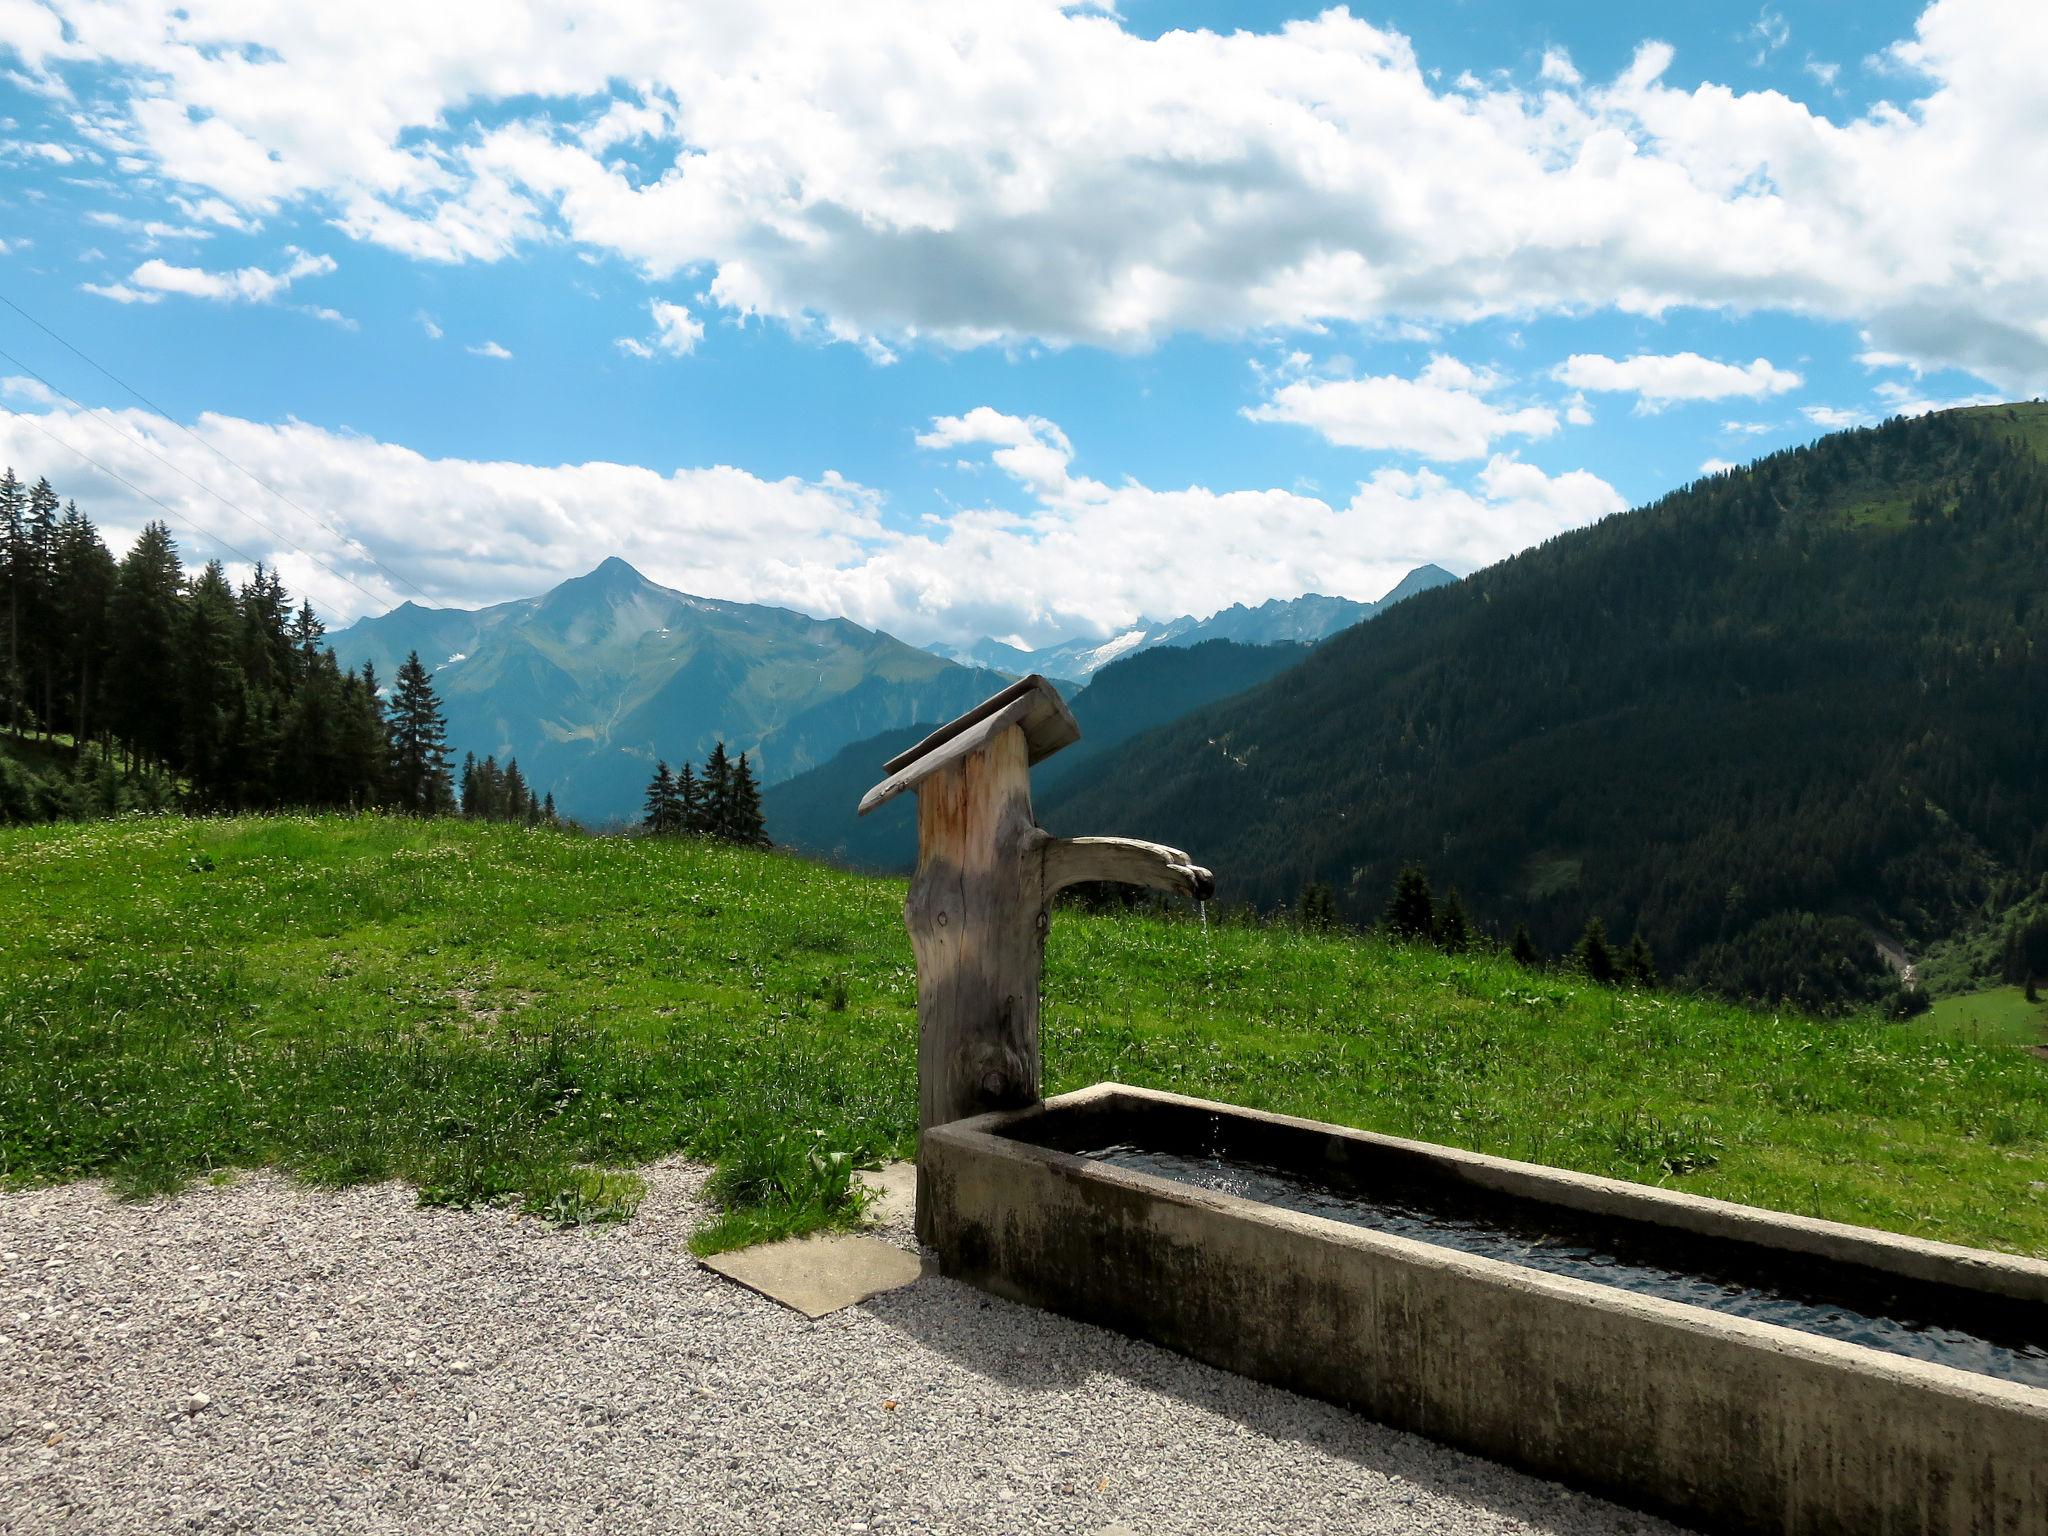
[0,469,459,821]
[1045,403,2048,1012]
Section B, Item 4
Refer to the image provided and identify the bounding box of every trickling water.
[1196,899,1208,936]
[1080,1142,2048,1389]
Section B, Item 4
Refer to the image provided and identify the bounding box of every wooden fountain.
[858,674,1213,1239]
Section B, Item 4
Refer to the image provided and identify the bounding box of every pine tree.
[23,476,58,733]
[643,760,680,834]
[541,790,556,824]
[1621,932,1660,988]
[501,758,528,823]
[1436,888,1471,953]
[1574,916,1617,985]
[50,505,114,752]
[1510,922,1541,968]
[1296,879,1337,930]
[179,561,242,804]
[386,650,454,814]
[676,759,702,834]
[0,467,27,731]
[701,741,733,837]
[105,522,184,770]
[1381,864,1435,942]
[460,752,480,816]
[728,751,767,846]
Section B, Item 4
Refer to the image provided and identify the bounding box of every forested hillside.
[1044,404,2048,1011]
[0,473,432,820]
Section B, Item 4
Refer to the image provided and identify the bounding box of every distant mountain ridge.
[925,564,1456,681]
[330,558,1010,822]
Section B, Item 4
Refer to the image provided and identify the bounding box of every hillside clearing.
[2,816,2045,1255]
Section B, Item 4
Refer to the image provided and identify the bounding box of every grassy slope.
[2,816,2045,1256]
[1921,986,2048,1050]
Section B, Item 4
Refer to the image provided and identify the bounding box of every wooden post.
[858,675,1212,1242]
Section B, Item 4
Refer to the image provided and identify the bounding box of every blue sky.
[0,0,2035,645]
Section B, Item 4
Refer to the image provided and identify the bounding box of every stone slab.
[856,1161,917,1230]
[699,1232,926,1319]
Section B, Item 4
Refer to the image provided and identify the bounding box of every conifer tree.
[386,650,454,814]
[728,751,767,846]
[502,758,528,822]
[460,752,480,815]
[1381,864,1435,942]
[542,790,556,824]
[0,468,28,730]
[642,760,680,834]
[1621,932,1660,988]
[51,504,113,752]
[676,759,702,834]
[1574,916,1617,985]
[106,522,183,769]
[701,740,733,837]
[1296,880,1337,930]
[1510,922,1541,968]
[23,476,58,732]
[1436,888,1471,954]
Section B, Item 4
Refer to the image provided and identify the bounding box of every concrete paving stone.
[699,1231,927,1318]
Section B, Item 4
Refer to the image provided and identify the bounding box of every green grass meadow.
[3,815,2046,1256]
[1922,986,2048,1051]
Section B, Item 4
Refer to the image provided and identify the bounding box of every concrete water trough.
[922,1083,2048,1536]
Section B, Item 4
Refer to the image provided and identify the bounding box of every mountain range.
[329,557,1012,823]
[924,565,1456,682]
[331,556,1435,826]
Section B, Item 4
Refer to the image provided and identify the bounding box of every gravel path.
[2,1163,1691,1536]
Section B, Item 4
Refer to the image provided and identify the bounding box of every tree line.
[0,469,465,821]
[642,744,768,844]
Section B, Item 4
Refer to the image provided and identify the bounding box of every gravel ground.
[2,1163,1692,1536]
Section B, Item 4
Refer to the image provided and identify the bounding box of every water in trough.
[1078,1141,2048,1389]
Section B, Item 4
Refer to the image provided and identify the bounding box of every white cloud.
[1555,352,1803,408]
[467,340,513,360]
[81,249,335,307]
[0,393,1623,645]
[417,310,443,340]
[1700,458,1738,475]
[615,298,703,359]
[1721,419,1773,435]
[8,0,2048,387]
[1801,404,1863,428]
[1243,355,1559,461]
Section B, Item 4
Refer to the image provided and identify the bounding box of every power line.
[0,340,394,613]
[9,409,272,572]
[0,288,432,604]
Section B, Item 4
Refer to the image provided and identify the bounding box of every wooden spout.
[856,675,1211,1242]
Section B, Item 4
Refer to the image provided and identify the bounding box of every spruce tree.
[51,505,113,752]
[501,758,528,822]
[728,751,767,846]
[1621,932,1660,988]
[0,467,24,730]
[1436,888,1471,953]
[676,760,702,834]
[1574,916,1618,985]
[1381,864,1435,942]
[1296,880,1337,930]
[23,476,58,732]
[701,741,733,837]
[179,561,242,804]
[106,522,184,770]
[643,760,679,834]
[542,790,556,824]
[460,752,480,815]
[1510,922,1541,968]
[386,650,454,814]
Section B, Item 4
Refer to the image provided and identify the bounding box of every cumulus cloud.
[615,299,704,359]
[7,0,2046,386]
[1555,352,1803,409]
[1243,355,1559,461]
[467,340,513,360]
[81,249,335,306]
[1801,404,1863,428]
[0,392,1623,644]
